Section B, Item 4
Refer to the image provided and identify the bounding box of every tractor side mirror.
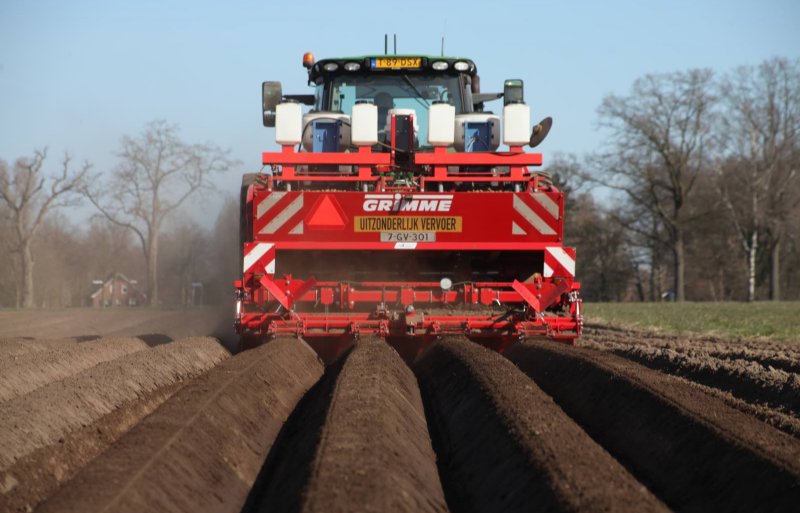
[262,81,282,127]
[503,79,524,105]
[529,117,553,148]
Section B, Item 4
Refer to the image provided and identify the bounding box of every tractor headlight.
[323,62,339,72]
[344,62,361,71]
[440,277,453,291]
[454,61,470,71]
[431,61,449,71]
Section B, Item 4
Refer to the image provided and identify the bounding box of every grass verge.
[586,302,800,342]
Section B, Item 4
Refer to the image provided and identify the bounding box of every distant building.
[89,273,147,307]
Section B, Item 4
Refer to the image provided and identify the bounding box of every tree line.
[0,121,238,308]
[0,57,797,307]
[553,57,799,302]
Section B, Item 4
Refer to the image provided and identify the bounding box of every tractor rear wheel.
[239,173,259,270]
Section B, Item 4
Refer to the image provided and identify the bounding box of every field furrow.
[0,337,149,403]
[244,338,448,513]
[416,337,669,513]
[1,310,798,513]
[34,337,322,513]
[506,340,800,513]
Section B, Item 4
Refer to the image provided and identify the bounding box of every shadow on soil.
[136,334,174,346]
[240,347,351,513]
[74,335,101,342]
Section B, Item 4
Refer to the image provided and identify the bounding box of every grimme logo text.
[362,194,453,212]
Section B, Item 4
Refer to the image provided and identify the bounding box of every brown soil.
[700,346,800,374]
[3,310,799,513]
[241,342,350,513]
[0,337,229,470]
[698,384,800,438]
[583,324,800,369]
[584,323,800,351]
[245,338,448,513]
[610,344,799,413]
[0,338,71,360]
[0,382,182,513]
[582,325,800,417]
[0,308,235,347]
[506,340,800,513]
[0,337,149,403]
[415,337,669,513]
[34,337,323,513]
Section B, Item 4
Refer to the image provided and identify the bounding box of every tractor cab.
[307,56,475,147]
[261,54,536,154]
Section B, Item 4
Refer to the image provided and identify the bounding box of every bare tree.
[84,120,233,305]
[206,196,239,305]
[0,210,21,306]
[544,152,589,217]
[717,57,800,300]
[545,154,638,301]
[606,199,671,301]
[569,194,638,301]
[598,69,717,301]
[160,218,209,305]
[82,217,143,282]
[0,149,90,307]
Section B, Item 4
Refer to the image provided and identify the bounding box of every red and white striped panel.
[543,247,575,278]
[254,192,305,236]
[511,192,560,236]
[243,242,275,276]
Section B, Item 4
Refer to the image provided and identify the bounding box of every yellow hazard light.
[303,52,315,68]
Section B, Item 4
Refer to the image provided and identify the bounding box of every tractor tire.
[239,173,259,270]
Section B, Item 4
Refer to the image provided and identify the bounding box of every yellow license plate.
[373,57,422,69]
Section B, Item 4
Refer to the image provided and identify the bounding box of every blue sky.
[1,0,798,224]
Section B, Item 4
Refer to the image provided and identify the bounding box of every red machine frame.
[235,143,581,359]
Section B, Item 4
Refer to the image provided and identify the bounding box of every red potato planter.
[236,53,581,359]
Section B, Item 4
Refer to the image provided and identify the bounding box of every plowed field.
[1,310,798,513]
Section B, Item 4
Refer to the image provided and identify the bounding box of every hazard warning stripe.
[260,194,303,234]
[543,247,575,278]
[531,192,560,220]
[243,242,275,275]
[511,192,560,236]
[253,192,305,236]
[256,191,287,219]
[512,195,556,235]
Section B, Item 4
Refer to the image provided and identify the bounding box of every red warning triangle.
[306,195,348,229]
